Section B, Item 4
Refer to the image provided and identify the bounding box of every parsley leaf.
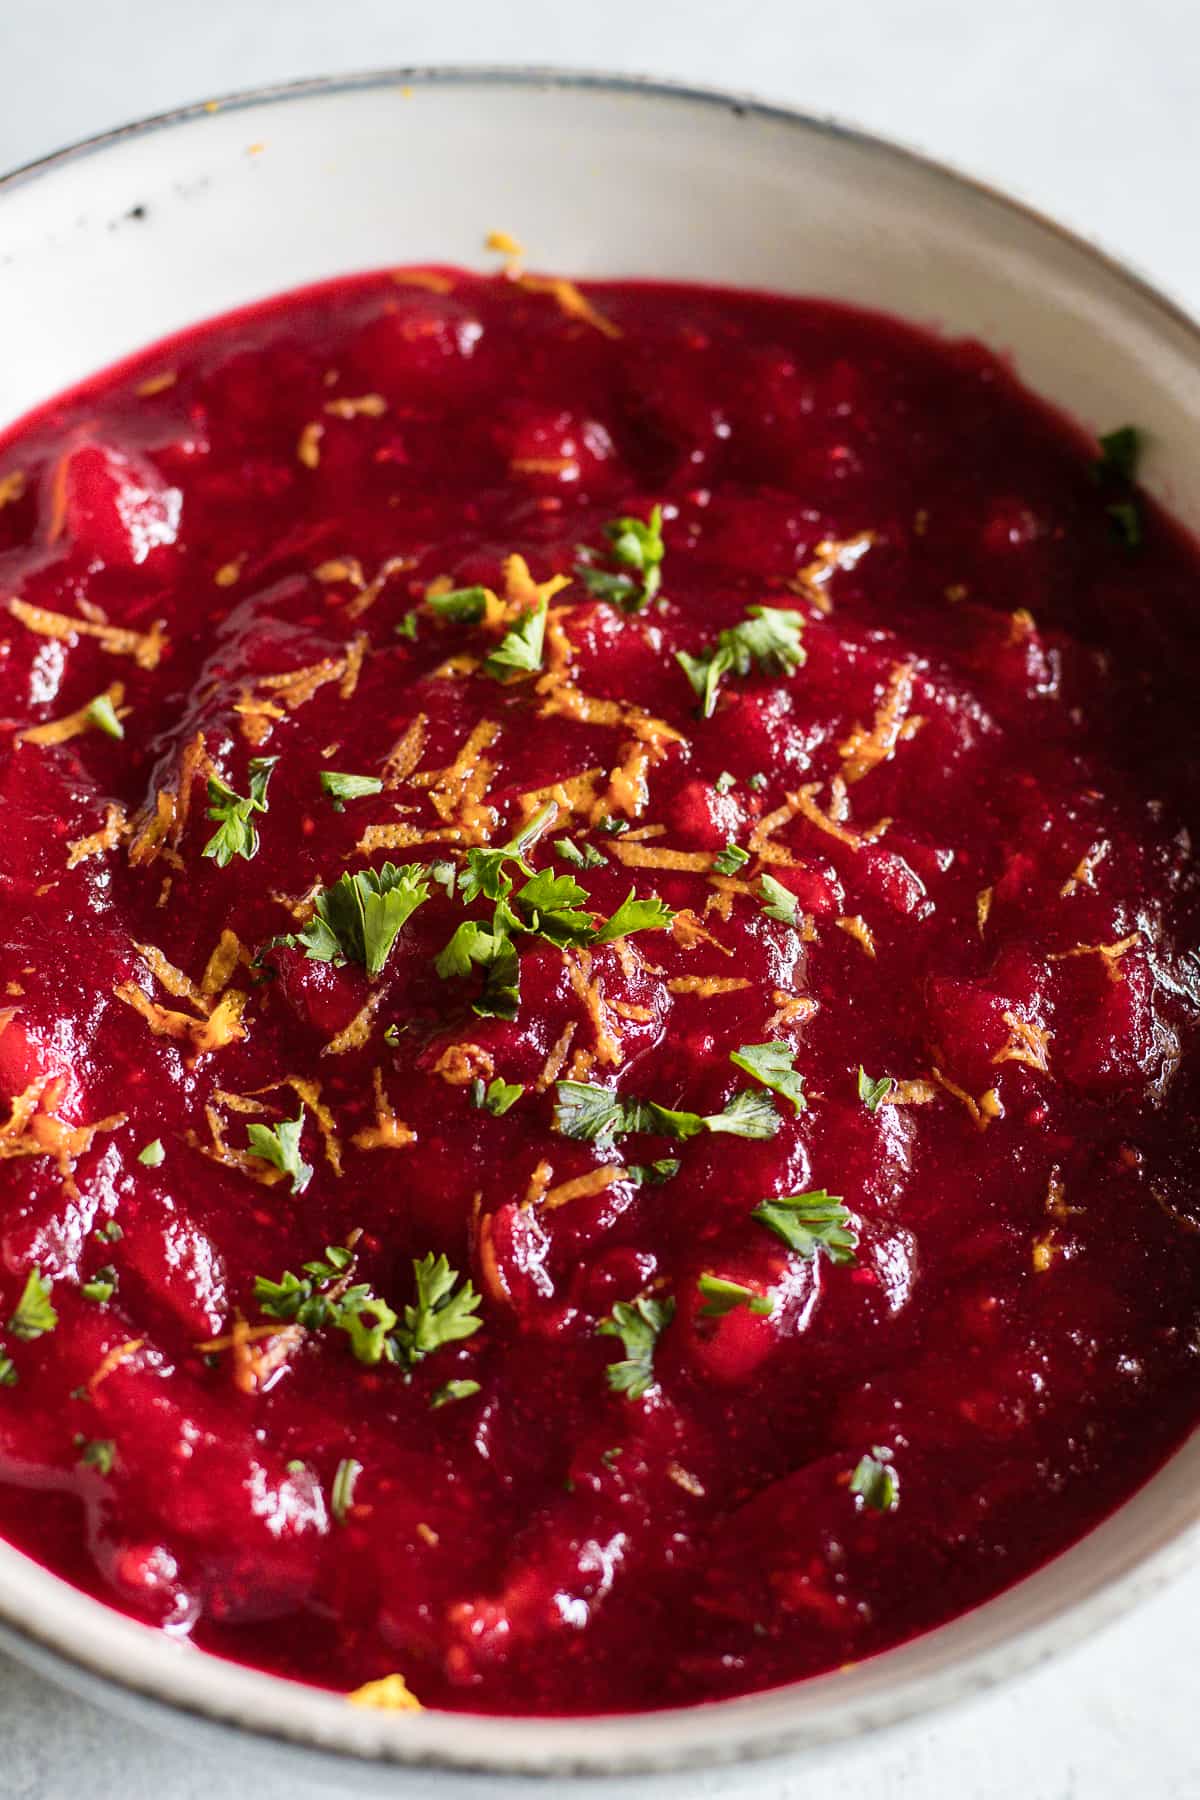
[711,843,750,876]
[751,1189,858,1264]
[203,757,277,866]
[677,607,807,718]
[85,691,124,740]
[758,872,800,925]
[849,1447,899,1513]
[430,1378,481,1409]
[576,505,665,612]
[1093,425,1143,550]
[554,836,607,870]
[625,1157,681,1186]
[513,867,596,946]
[255,1243,398,1364]
[554,1081,779,1149]
[857,1066,895,1113]
[319,770,384,808]
[427,585,491,623]
[435,918,521,1019]
[390,1254,483,1366]
[331,1456,361,1524]
[597,1294,674,1399]
[395,610,419,640]
[287,861,430,977]
[703,1088,780,1138]
[471,1076,524,1116]
[458,801,558,903]
[9,1267,56,1341]
[483,597,548,680]
[697,1274,773,1319]
[0,1353,16,1388]
[81,1267,117,1304]
[1095,425,1141,483]
[715,771,736,795]
[244,1109,313,1195]
[137,1139,165,1167]
[593,888,675,943]
[78,1437,115,1476]
[729,1041,807,1113]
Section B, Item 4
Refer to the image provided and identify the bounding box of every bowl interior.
[0,69,1198,1776]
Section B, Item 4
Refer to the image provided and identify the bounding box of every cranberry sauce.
[0,264,1199,1716]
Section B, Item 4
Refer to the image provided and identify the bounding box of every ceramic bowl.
[2,66,1200,1784]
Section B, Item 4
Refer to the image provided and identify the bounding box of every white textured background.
[2,2,1200,1795]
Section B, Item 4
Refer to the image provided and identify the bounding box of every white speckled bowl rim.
[2,65,1200,1782]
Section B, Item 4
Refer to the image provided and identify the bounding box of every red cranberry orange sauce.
[0,263,1198,1716]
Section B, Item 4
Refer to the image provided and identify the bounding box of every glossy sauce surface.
[1,265,1199,1715]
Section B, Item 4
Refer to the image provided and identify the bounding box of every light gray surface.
[1,1,1198,1794]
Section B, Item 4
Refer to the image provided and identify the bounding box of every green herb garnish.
[435,918,521,1020]
[597,1295,674,1400]
[625,1157,681,1186]
[427,585,491,623]
[729,1041,806,1114]
[389,1254,483,1367]
[554,1080,779,1151]
[483,596,548,680]
[576,504,665,612]
[203,757,277,866]
[758,873,799,925]
[282,861,430,978]
[78,1438,115,1476]
[81,1267,117,1305]
[137,1139,165,1167]
[711,843,750,876]
[849,1447,899,1513]
[85,691,124,740]
[593,888,674,944]
[430,1378,482,1410]
[1093,425,1143,550]
[9,1267,56,1341]
[677,607,807,718]
[857,1067,894,1113]
[697,1274,773,1319]
[244,1109,313,1196]
[319,770,384,809]
[751,1189,858,1264]
[331,1456,361,1524]
[471,1076,525,1116]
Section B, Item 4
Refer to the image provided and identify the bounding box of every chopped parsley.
[576,504,665,612]
[137,1138,165,1167]
[857,1067,895,1113]
[331,1456,361,1524]
[715,771,736,795]
[849,1447,899,1513]
[597,1294,674,1400]
[677,606,807,718]
[81,1267,117,1304]
[85,691,124,740]
[319,770,384,809]
[458,801,557,903]
[77,1437,115,1476]
[244,1109,313,1196]
[9,1267,56,1341]
[395,609,419,640]
[758,872,800,925]
[435,918,521,1020]
[751,1189,858,1264]
[95,1220,123,1243]
[729,1041,806,1113]
[553,835,607,870]
[484,596,548,680]
[389,1254,483,1367]
[471,1075,524,1116]
[281,861,430,978]
[1093,425,1143,550]
[203,756,277,866]
[697,1274,773,1319]
[430,1378,481,1410]
[748,771,768,793]
[508,866,597,947]
[625,1157,681,1187]
[255,1243,398,1366]
[554,1080,779,1151]
[593,888,674,943]
[0,1354,16,1388]
[427,585,490,623]
[711,843,750,876]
